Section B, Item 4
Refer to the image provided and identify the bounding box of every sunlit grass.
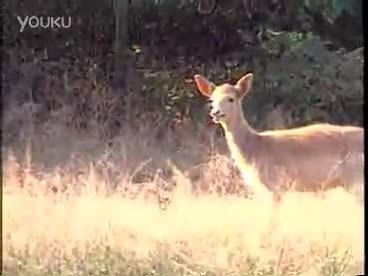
[3,149,364,276]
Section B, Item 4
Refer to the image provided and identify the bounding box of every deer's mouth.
[211,113,226,123]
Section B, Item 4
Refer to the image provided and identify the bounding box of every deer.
[193,73,364,201]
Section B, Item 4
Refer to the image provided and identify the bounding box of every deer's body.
[194,74,364,197]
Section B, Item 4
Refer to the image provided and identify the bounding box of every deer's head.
[194,73,254,126]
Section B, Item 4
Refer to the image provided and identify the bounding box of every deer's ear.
[235,73,253,96]
[194,74,216,98]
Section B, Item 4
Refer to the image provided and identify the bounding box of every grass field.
[2,127,365,276]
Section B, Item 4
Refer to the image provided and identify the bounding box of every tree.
[112,0,130,91]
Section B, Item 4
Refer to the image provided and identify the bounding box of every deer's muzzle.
[210,110,226,123]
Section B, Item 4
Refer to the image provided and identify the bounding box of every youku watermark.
[17,16,72,32]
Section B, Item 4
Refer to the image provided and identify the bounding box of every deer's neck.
[221,113,259,165]
[221,112,271,195]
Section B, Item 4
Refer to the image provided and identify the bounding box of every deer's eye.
[228,98,234,103]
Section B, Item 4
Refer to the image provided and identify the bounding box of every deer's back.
[255,123,364,191]
[261,123,363,154]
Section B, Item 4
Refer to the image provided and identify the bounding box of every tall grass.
[2,121,365,276]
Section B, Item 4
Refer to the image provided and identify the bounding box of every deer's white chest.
[228,141,256,185]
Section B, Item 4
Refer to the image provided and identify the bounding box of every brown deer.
[193,73,364,200]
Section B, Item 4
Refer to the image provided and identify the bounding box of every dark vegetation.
[2,0,363,174]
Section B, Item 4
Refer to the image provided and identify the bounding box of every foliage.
[247,37,363,129]
[304,0,361,21]
[128,0,361,23]
[2,0,363,135]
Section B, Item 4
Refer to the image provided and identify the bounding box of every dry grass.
[2,122,365,276]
